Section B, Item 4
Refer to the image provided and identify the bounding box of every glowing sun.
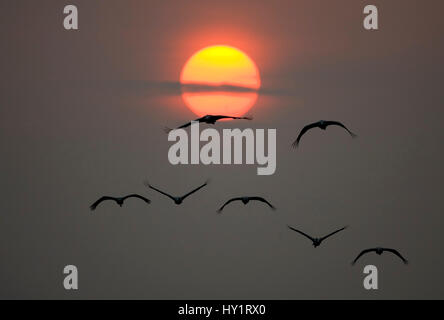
[180,45,261,118]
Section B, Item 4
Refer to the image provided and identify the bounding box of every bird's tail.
[243,115,253,120]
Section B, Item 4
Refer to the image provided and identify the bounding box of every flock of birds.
[91,114,408,266]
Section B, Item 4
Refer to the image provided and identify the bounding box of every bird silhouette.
[287,225,348,247]
[217,196,275,213]
[292,120,356,148]
[144,180,209,204]
[165,114,252,132]
[90,194,151,211]
[352,247,408,265]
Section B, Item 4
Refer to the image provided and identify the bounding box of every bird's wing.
[174,116,206,129]
[217,198,242,213]
[287,226,315,242]
[325,121,357,137]
[181,181,208,200]
[292,122,319,148]
[249,197,276,210]
[208,115,231,121]
[164,121,192,133]
[319,226,348,242]
[208,115,253,122]
[90,196,116,210]
[234,115,253,120]
[176,122,193,129]
[122,194,151,204]
[145,183,176,201]
[383,248,408,264]
[351,248,375,265]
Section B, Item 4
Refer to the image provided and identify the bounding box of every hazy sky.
[0,0,443,299]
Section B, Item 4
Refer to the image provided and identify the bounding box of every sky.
[0,0,443,299]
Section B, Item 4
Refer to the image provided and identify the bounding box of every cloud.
[116,80,292,96]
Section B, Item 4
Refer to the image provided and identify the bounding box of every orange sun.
[180,45,261,118]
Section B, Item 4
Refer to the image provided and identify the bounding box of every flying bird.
[165,114,253,132]
[352,247,408,265]
[90,194,151,211]
[217,196,275,213]
[292,120,356,148]
[287,225,348,247]
[144,180,209,204]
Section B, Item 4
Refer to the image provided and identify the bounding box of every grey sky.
[0,0,443,299]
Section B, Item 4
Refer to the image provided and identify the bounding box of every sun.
[180,45,261,118]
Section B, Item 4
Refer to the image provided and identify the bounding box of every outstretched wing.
[90,196,117,211]
[210,115,253,122]
[181,180,209,200]
[249,196,276,210]
[319,226,348,243]
[176,121,194,129]
[217,198,242,213]
[351,248,375,265]
[144,181,176,201]
[287,225,315,242]
[168,116,206,132]
[383,248,408,264]
[233,115,253,120]
[122,194,151,204]
[292,122,319,148]
[325,121,357,137]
